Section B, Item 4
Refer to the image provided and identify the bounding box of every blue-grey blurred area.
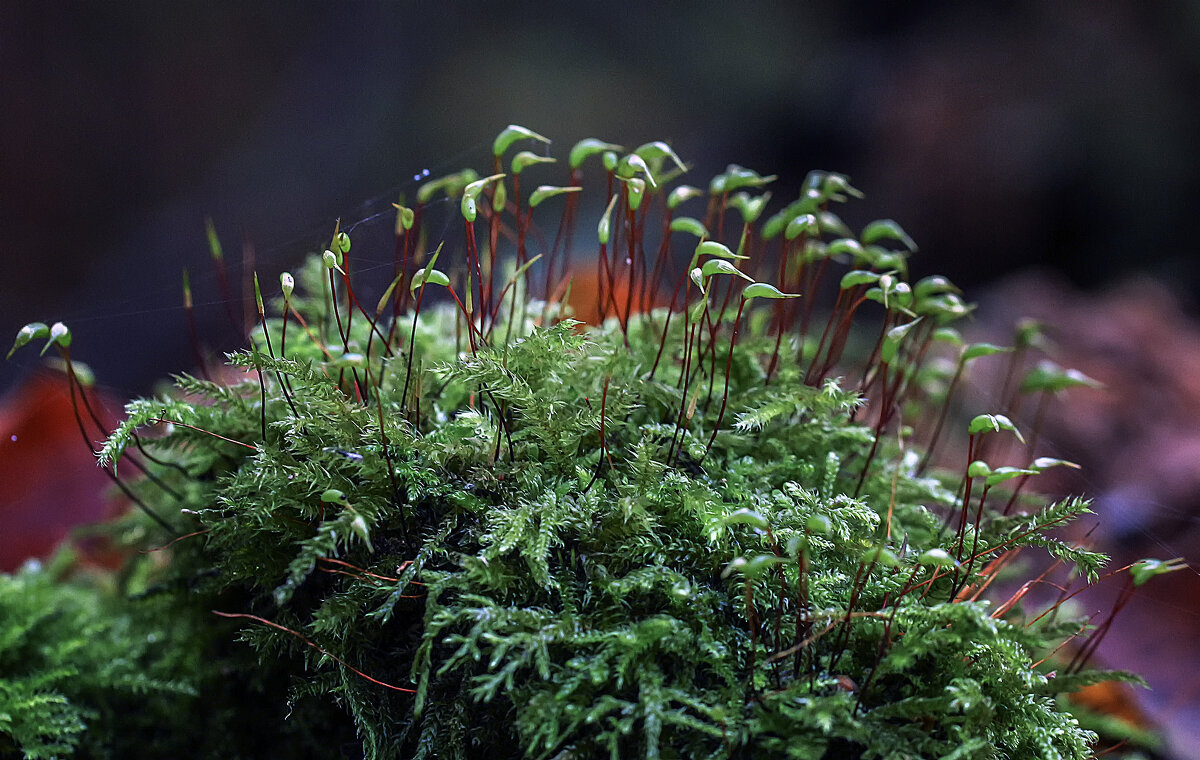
[2,1,1198,396]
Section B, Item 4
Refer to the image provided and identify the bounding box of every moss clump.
[4,129,1165,758]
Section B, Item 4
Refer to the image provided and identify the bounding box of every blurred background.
[2,1,1199,756]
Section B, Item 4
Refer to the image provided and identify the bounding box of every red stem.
[703,297,747,460]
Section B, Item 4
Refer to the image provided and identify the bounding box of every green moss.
[3,129,1164,758]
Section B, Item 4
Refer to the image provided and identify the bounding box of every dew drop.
[9,435,16,442]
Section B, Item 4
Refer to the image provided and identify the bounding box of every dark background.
[3,2,1200,754]
[3,1,1198,396]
